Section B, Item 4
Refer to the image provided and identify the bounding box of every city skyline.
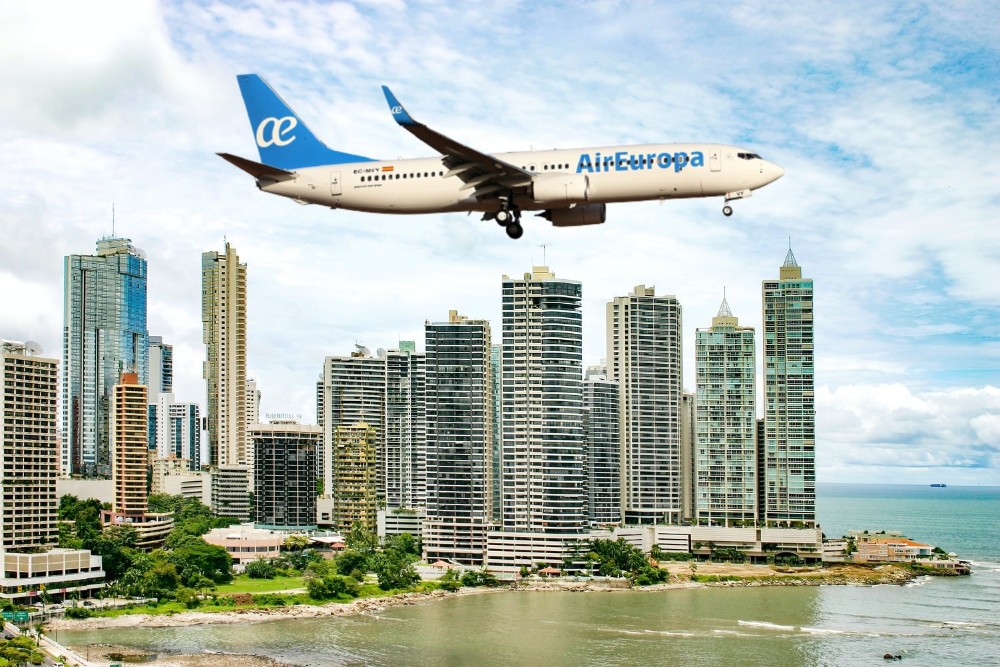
[1,3,998,485]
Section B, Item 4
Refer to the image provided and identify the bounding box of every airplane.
[219,74,784,240]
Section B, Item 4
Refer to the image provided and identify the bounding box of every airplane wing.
[381,86,533,200]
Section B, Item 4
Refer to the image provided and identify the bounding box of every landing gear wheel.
[723,205,733,217]
[496,209,512,225]
[505,222,524,240]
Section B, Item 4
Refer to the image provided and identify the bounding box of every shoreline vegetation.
[49,562,959,667]
[49,562,930,634]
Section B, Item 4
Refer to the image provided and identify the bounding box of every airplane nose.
[767,161,784,183]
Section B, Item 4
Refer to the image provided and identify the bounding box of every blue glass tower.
[62,237,148,477]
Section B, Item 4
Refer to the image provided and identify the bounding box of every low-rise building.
[202,524,284,568]
[1,549,105,603]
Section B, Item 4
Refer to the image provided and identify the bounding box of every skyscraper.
[63,237,148,477]
[202,242,248,469]
[110,371,149,518]
[695,297,757,526]
[583,374,620,526]
[252,421,320,530]
[332,423,378,530]
[385,344,426,511]
[500,266,586,534]
[762,248,815,526]
[424,311,493,564]
[607,285,683,524]
[2,340,107,602]
[320,352,385,508]
[1,340,58,551]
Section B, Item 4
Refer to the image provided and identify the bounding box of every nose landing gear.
[723,205,733,217]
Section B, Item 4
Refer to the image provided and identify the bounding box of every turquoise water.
[55,484,1000,666]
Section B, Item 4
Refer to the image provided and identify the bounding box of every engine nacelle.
[545,204,607,227]
[531,174,592,204]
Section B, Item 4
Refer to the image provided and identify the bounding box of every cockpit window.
[737,152,763,160]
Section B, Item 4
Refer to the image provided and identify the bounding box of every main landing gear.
[486,199,524,239]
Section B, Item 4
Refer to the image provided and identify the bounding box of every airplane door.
[331,172,342,196]
[709,148,721,172]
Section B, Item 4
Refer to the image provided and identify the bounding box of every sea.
[54,484,1000,666]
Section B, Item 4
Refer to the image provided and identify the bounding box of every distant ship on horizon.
[930,483,947,488]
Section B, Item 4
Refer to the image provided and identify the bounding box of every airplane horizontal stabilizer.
[217,153,296,181]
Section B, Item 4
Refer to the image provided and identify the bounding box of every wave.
[738,620,796,631]
[616,629,696,638]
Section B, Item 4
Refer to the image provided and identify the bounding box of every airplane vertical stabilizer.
[236,74,374,169]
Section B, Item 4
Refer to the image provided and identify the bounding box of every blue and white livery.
[219,74,784,240]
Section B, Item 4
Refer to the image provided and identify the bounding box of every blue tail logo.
[237,74,374,169]
[256,116,298,148]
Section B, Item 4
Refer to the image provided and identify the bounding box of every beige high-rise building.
[202,242,248,468]
[110,371,149,517]
[333,423,378,531]
[607,285,683,525]
[1,340,59,552]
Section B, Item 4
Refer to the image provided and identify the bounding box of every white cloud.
[0,1,998,484]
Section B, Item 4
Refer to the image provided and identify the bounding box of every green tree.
[284,534,310,551]
[307,574,359,600]
[345,523,379,554]
[88,524,139,580]
[167,537,233,584]
[373,551,420,590]
[460,568,500,588]
[335,549,370,577]
[383,533,420,560]
[438,569,461,591]
[245,558,277,580]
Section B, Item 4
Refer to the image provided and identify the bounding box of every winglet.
[381,86,417,126]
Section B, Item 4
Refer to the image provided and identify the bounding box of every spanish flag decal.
[382,165,395,172]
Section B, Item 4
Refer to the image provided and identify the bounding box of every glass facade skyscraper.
[62,237,148,477]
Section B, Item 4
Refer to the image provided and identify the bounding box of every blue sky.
[1,1,998,484]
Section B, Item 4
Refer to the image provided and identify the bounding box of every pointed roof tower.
[780,242,802,280]
[711,291,739,329]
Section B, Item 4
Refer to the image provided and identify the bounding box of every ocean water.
[54,484,1000,666]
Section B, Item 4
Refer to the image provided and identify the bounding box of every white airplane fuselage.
[258,143,780,214]
[223,75,784,238]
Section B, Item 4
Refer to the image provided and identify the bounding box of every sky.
[1,1,998,485]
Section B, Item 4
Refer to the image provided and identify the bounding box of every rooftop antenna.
[537,243,548,265]
[112,203,115,237]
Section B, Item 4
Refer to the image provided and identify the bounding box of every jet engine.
[543,204,607,227]
[531,174,592,204]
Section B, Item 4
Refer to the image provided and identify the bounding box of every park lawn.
[215,574,307,594]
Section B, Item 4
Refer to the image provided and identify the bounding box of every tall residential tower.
[762,248,815,526]
[607,286,683,524]
[424,311,493,564]
[695,297,757,526]
[202,242,248,468]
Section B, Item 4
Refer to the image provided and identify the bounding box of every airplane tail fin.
[236,74,374,169]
